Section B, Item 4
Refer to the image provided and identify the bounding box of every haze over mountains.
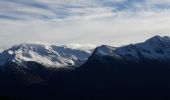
[0,43,92,68]
[1,1,170,100]
[1,35,170,100]
[1,0,170,47]
[0,35,170,69]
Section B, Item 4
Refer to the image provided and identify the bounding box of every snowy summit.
[0,43,92,68]
[93,36,170,62]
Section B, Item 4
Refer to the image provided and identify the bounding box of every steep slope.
[1,36,170,100]
[75,36,170,100]
[0,43,92,69]
[91,35,170,63]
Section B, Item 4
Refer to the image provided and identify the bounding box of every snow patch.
[93,36,170,62]
[0,43,93,68]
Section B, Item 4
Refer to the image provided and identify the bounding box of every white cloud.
[0,0,170,47]
[145,0,170,4]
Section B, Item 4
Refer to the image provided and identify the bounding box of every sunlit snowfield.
[1,0,170,100]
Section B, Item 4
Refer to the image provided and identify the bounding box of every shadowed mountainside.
[1,36,170,100]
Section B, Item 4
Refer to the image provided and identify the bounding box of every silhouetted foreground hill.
[0,59,170,100]
[1,36,170,100]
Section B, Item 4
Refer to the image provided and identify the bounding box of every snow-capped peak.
[93,45,116,56]
[145,35,170,45]
[0,43,92,68]
[92,35,170,62]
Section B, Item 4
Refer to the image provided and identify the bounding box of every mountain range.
[1,35,170,69]
[1,35,170,100]
[0,43,92,68]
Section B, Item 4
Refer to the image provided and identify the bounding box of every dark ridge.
[1,35,170,100]
[1,58,170,100]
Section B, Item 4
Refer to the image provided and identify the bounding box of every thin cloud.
[0,0,170,47]
[1,0,170,20]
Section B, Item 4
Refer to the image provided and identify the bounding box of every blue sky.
[1,0,170,47]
